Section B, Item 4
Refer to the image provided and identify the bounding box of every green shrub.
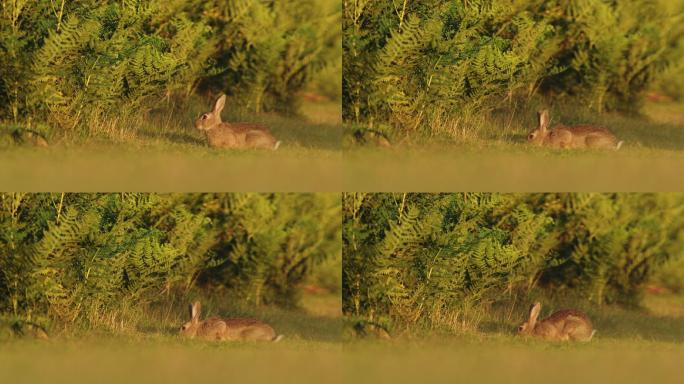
[197,0,341,113]
[0,1,213,133]
[652,253,684,293]
[0,193,340,328]
[0,0,341,136]
[343,193,684,330]
[343,0,684,137]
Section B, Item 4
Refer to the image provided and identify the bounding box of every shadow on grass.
[136,128,205,146]
[137,325,182,336]
[164,132,205,146]
[478,320,517,336]
[590,310,684,343]
[268,121,342,151]
[619,121,684,151]
[270,311,342,343]
[508,133,529,144]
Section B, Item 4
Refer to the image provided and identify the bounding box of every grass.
[344,339,684,384]
[2,293,683,383]
[344,101,684,191]
[1,343,342,384]
[0,292,342,384]
[343,293,684,384]
[0,98,342,191]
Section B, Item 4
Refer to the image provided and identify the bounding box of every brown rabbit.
[195,95,280,150]
[517,302,596,342]
[528,110,622,150]
[179,301,283,342]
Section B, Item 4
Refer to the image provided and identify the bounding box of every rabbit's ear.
[214,95,226,115]
[190,301,201,324]
[528,302,541,327]
[538,110,550,132]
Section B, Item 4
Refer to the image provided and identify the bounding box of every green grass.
[0,292,342,344]
[0,292,342,384]
[343,101,684,191]
[2,294,683,383]
[127,292,343,346]
[343,294,684,384]
[0,99,342,191]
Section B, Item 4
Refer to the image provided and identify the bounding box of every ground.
[0,100,342,191]
[344,101,684,191]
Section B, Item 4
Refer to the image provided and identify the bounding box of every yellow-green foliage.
[343,0,683,136]
[0,193,341,327]
[343,193,684,330]
[202,0,342,112]
[0,0,341,135]
[1,0,213,132]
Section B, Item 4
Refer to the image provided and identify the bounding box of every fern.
[344,0,683,136]
[343,193,684,329]
[1,1,341,131]
[0,193,340,327]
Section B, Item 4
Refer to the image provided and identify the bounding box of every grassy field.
[343,294,684,384]
[0,292,342,384]
[2,292,683,383]
[0,99,342,191]
[344,101,684,191]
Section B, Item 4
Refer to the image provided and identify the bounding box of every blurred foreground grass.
[0,100,341,191]
[343,148,684,191]
[1,148,341,191]
[343,339,684,384]
[0,341,342,384]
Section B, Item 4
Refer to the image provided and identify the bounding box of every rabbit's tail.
[615,141,623,150]
[273,334,285,342]
[273,141,281,150]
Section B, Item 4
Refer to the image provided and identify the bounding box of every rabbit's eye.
[518,325,524,331]
[201,114,208,120]
[528,133,535,140]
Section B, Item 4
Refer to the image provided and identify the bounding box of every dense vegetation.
[0,193,341,329]
[343,0,684,137]
[0,0,341,138]
[343,193,684,331]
